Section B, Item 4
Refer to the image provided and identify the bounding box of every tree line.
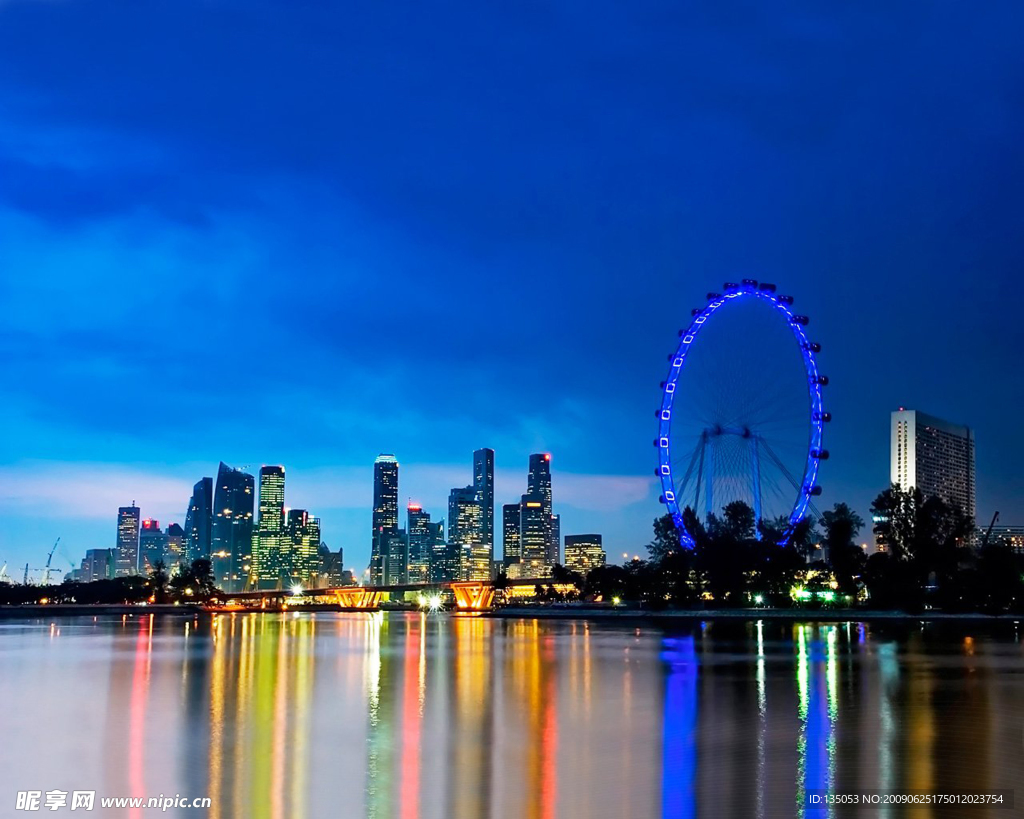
[553,485,1023,614]
[0,559,219,606]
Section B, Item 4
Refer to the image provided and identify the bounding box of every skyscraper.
[370,455,399,585]
[115,503,141,577]
[473,448,495,573]
[253,466,286,589]
[527,453,553,510]
[449,485,482,580]
[527,453,557,564]
[407,505,432,584]
[165,523,185,567]
[427,520,449,582]
[502,503,521,568]
[564,534,606,574]
[384,529,408,585]
[519,492,549,576]
[184,477,213,564]
[550,513,561,565]
[286,509,321,587]
[891,409,976,522]
[81,548,115,582]
[211,462,255,592]
[139,518,169,574]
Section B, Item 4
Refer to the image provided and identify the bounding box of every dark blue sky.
[1,1,1022,575]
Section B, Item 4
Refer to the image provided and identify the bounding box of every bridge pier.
[450,582,495,611]
[333,588,384,609]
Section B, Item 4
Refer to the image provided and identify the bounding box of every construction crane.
[42,538,61,586]
[981,511,1000,548]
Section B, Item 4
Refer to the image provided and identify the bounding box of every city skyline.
[2,2,1023,575]
[5,407,1001,583]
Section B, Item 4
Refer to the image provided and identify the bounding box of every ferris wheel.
[655,280,829,547]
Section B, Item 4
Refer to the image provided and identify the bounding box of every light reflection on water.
[0,613,1022,818]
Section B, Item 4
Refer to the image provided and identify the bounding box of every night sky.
[2,1,1022,576]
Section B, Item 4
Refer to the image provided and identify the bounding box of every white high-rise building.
[890,408,976,522]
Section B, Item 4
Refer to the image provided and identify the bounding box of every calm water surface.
[1,613,1023,818]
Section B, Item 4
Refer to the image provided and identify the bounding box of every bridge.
[215,577,575,612]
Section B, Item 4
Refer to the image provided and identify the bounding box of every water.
[1,613,1022,818]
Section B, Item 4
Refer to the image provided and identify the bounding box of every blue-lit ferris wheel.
[656,280,829,547]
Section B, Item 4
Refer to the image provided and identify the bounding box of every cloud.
[0,461,200,524]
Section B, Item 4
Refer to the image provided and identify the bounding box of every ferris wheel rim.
[655,281,827,548]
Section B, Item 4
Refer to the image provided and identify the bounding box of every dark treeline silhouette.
[555,485,1023,614]
[0,559,218,606]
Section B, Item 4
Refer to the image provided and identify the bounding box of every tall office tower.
[184,477,213,563]
[427,520,448,582]
[115,503,141,577]
[211,462,255,592]
[564,534,606,574]
[139,519,170,574]
[448,485,483,580]
[473,448,495,569]
[519,492,550,576]
[549,514,561,565]
[407,505,433,583]
[527,453,557,566]
[891,409,976,522]
[527,453,553,510]
[382,529,408,585]
[165,523,185,567]
[370,455,399,585]
[82,548,115,582]
[286,509,321,587]
[253,466,287,589]
[502,503,522,568]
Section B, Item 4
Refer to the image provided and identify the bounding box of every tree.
[821,503,865,596]
[169,558,219,602]
[871,484,973,595]
[647,513,682,562]
[870,484,920,562]
[148,560,169,603]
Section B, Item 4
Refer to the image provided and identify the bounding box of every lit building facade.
[502,503,521,568]
[384,529,408,585]
[891,409,976,522]
[407,505,432,583]
[449,485,482,580]
[286,509,321,587]
[527,453,557,567]
[519,492,550,577]
[115,503,141,577]
[184,477,213,564]
[370,455,399,585]
[253,466,286,589]
[987,525,1024,554]
[211,461,255,592]
[81,548,115,582]
[165,523,184,567]
[318,546,345,586]
[427,520,449,582]
[564,534,606,574]
[139,518,169,574]
[473,448,495,573]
